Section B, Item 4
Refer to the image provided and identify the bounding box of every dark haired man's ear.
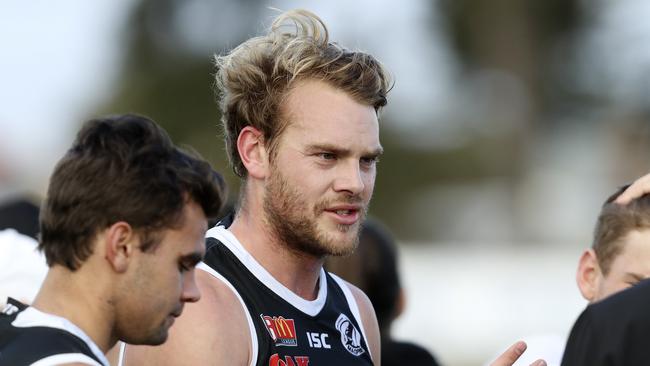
[103,222,136,273]
[576,249,601,302]
[237,126,269,180]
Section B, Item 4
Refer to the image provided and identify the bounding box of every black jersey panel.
[0,299,104,366]
[203,234,374,366]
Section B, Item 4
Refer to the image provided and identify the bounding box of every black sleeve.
[560,306,603,366]
[561,279,650,366]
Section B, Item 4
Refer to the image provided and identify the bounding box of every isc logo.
[306,332,331,349]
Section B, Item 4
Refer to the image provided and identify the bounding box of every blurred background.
[2,0,650,364]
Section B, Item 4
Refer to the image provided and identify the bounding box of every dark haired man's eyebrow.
[181,252,204,267]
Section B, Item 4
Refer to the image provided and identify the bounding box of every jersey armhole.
[197,262,259,366]
[329,272,373,359]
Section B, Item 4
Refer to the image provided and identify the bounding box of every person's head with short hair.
[326,218,404,334]
[37,114,226,347]
[577,185,650,303]
[215,9,391,259]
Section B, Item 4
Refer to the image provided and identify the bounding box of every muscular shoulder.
[335,278,381,364]
[123,268,252,365]
[343,281,375,317]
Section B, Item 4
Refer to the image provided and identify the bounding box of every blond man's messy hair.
[215,9,392,177]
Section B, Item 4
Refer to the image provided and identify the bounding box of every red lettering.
[269,354,285,366]
[284,356,296,366]
[268,354,309,366]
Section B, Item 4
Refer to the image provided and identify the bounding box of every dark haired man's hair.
[592,184,650,275]
[39,114,226,270]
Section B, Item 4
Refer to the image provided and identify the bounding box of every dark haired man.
[0,114,225,365]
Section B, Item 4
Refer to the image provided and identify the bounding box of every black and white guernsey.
[200,224,374,366]
[0,298,109,366]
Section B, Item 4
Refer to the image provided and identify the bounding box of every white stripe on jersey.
[12,307,109,366]
[205,226,329,316]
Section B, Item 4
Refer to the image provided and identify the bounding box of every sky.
[0,0,135,194]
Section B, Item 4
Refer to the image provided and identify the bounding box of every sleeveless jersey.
[0,298,108,366]
[200,224,374,366]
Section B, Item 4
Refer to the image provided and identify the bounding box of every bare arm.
[346,281,381,366]
[122,269,251,365]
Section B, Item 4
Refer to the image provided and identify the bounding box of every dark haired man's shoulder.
[0,299,105,365]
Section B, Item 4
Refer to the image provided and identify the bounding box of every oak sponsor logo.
[268,353,310,366]
[335,313,365,356]
[261,314,298,346]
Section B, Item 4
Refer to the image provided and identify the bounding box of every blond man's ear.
[237,126,269,180]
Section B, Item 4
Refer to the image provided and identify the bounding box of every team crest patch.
[335,313,365,356]
[261,314,298,346]
[1,303,19,316]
